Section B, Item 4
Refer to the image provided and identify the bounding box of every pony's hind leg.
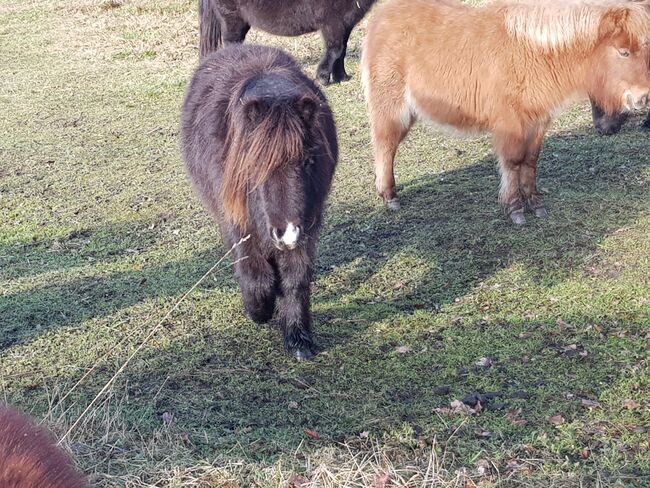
[331,27,353,83]
[370,106,412,211]
[317,25,351,85]
[519,124,548,219]
[220,13,250,44]
[276,250,315,361]
[493,130,528,225]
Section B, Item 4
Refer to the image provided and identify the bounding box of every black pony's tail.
[198,0,222,59]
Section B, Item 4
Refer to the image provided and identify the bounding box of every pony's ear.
[244,99,264,124]
[296,97,318,125]
[599,7,630,39]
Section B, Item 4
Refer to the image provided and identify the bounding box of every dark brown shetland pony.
[181,45,338,360]
[0,405,87,488]
[362,0,650,224]
[198,0,377,84]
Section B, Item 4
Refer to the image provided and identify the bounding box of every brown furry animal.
[362,0,650,224]
[0,405,87,488]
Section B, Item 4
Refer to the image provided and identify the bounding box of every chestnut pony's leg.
[368,88,412,210]
[493,127,528,225]
[519,122,549,218]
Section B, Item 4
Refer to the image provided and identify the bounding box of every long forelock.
[501,0,650,52]
[220,80,308,229]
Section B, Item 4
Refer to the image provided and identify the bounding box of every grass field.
[1,0,649,486]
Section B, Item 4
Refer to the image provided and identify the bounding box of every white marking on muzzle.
[622,89,634,111]
[281,222,300,250]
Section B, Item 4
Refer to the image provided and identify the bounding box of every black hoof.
[332,73,352,83]
[595,122,624,136]
[509,209,526,225]
[284,330,315,361]
[246,308,274,324]
[292,347,315,361]
[316,73,331,86]
[386,198,401,211]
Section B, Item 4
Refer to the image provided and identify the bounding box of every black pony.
[591,98,650,135]
[198,0,377,85]
[181,45,338,360]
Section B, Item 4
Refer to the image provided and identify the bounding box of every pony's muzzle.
[271,222,301,251]
[624,89,650,111]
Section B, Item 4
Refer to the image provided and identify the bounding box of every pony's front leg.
[370,114,410,211]
[276,250,315,361]
[235,248,278,324]
[520,123,549,219]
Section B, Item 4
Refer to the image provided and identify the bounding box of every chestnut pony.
[362,0,650,224]
[0,405,87,488]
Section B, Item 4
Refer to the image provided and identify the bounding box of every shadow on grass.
[0,222,234,348]
[2,127,648,351]
[3,126,648,483]
[108,125,647,478]
[312,125,649,339]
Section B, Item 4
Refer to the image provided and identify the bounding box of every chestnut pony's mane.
[501,0,650,51]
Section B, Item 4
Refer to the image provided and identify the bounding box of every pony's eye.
[618,48,631,58]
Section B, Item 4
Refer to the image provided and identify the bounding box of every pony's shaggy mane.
[500,0,650,51]
[221,78,307,230]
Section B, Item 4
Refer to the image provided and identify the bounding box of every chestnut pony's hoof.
[533,206,548,219]
[509,209,526,225]
[386,198,401,211]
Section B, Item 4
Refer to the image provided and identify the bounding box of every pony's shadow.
[7,124,648,475]
[103,123,650,467]
[310,123,650,348]
[0,220,235,349]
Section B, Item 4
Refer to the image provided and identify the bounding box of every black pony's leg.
[642,112,650,130]
[220,14,250,44]
[276,250,315,361]
[235,246,277,324]
[331,27,353,83]
[317,26,348,85]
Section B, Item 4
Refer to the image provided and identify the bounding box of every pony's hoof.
[292,347,315,361]
[386,198,401,211]
[316,74,331,86]
[533,206,548,219]
[333,73,352,83]
[509,209,526,225]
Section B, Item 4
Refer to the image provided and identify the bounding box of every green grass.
[1,0,649,486]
